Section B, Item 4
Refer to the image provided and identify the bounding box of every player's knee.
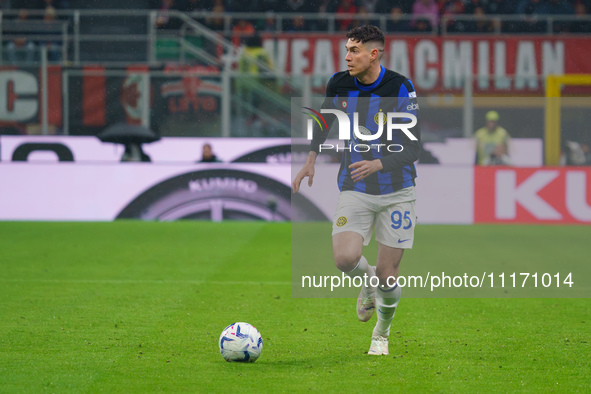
[333,252,361,273]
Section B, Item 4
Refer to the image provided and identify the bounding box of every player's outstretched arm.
[292,152,317,193]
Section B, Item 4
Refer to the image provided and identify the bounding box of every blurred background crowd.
[2,0,591,34]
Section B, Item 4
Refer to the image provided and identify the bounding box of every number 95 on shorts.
[331,189,416,249]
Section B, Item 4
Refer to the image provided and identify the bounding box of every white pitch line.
[0,278,291,285]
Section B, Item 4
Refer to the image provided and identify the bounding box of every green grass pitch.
[0,221,589,392]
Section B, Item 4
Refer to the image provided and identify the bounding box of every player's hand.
[349,160,383,182]
[292,163,315,193]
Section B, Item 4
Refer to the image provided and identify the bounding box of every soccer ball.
[219,322,263,363]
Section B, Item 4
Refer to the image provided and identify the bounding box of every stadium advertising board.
[262,35,591,92]
[0,65,221,136]
[0,136,588,224]
[474,167,591,224]
[0,66,62,128]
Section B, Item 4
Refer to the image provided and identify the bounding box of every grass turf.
[0,222,589,392]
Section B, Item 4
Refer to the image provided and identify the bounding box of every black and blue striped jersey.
[310,65,421,196]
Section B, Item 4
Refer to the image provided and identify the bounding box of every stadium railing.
[3,9,591,66]
[441,14,591,35]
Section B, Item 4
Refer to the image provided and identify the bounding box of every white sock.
[373,284,401,338]
[344,256,376,296]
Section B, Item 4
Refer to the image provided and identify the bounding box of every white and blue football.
[219,322,263,363]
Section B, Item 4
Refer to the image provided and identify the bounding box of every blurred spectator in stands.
[287,15,309,32]
[238,35,273,74]
[413,17,434,32]
[487,0,516,14]
[474,110,511,166]
[411,0,439,31]
[351,6,374,29]
[10,0,29,9]
[316,0,339,13]
[232,19,255,46]
[570,3,591,33]
[441,0,466,32]
[518,0,556,16]
[155,0,182,30]
[262,11,277,31]
[40,6,61,61]
[199,143,220,162]
[236,34,274,130]
[180,0,211,27]
[180,0,213,12]
[387,7,412,32]
[562,140,591,165]
[281,0,315,13]
[377,0,413,14]
[235,0,276,12]
[41,0,68,11]
[205,1,225,31]
[253,0,278,12]
[547,0,575,32]
[464,0,484,15]
[466,6,495,33]
[311,0,338,30]
[6,9,37,64]
[362,0,379,13]
[547,0,575,15]
[13,0,69,10]
[487,0,518,32]
[225,0,245,12]
[440,0,464,15]
[336,0,358,31]
[517,0,548,33]
[259,0,286,12]
[375,0,391,13]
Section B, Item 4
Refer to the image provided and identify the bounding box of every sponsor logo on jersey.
[406,103,419,111]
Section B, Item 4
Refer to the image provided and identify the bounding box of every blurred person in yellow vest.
[236,34,275,130]
[474,110,511,166]
[238,34,273,76]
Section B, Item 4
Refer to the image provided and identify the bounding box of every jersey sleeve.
[379,78,421,172]
[309,75,339,154]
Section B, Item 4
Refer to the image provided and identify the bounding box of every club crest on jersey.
[374,109,387,125]
[336,216,347,227]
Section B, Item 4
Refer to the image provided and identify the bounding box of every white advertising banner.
[2,136,586,224]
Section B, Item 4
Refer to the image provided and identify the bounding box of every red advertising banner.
[474,167,591,224]
[262,35,591,93]
[0,65,221,135]
[0,66,61,129]
[2,36,591,133]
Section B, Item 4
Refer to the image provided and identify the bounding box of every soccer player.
[292,25,420,355]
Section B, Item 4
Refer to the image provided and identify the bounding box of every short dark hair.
[346,25,385,47]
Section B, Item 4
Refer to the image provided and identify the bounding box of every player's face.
[345,39,372,78]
